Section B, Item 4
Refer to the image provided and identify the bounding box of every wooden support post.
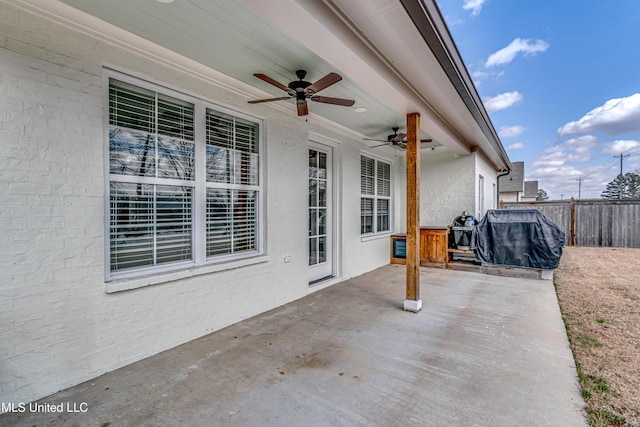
[569,197,576,246]
[404,112,422,312]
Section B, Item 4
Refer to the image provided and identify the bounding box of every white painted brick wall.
[0,1,399,407]
[340,145,400,280]
[476,153,499,218]
[420,151,476,226]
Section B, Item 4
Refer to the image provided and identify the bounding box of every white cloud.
[558,94,640,136]
[563,135,597,162]
[530,165,583,178]
[534,135,597,167]
[600,139,640,154]
[499,125,525,138]
[527,136,606,199]
[444,16,464,27]
[533,151,567,167]
[471,69,504,87]
[527,165,585,199]
[527,140,640,199]
[485,38,550,67]
[507,142,525,150]
[471,70,489,86]
[528,157,640,200]
[483,91,523,112]
[463,0,486,16]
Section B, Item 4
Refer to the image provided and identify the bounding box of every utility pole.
[614,153,630,176]
[577,178,583,200]
[614,153,630,199]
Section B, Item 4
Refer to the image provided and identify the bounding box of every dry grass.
[554,247,640,426]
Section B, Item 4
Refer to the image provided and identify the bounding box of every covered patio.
[1,0,524,408]
[2,266,585,426]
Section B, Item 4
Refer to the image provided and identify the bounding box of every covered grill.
[471,209,565,270]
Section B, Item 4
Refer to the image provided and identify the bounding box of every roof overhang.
[243,0,510,170]
[7,0,510,170]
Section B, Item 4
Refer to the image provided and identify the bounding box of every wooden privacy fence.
[503,199,640,248]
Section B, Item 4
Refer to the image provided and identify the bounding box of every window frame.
[104,70,265,282]
[360,154,392,236]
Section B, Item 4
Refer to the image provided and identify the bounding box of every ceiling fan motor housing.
[387,126,400,142]
[290,70,312,100]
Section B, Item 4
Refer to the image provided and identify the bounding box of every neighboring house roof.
[19,0,510,170]
[499,161,525,193]
[524,180,539,198]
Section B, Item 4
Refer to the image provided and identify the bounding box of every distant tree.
[536,189,549,201]
[601,172,640,199]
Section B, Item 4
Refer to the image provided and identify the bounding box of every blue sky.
[436,0,640,199]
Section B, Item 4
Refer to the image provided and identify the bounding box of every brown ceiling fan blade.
[297,100,309,116]
[370,142,391,148]
[421,138,433,143]
[311,96,355,106]
[248,96,291,104]
[253,73,292,92]
[391,133,407,142]
[306,73,342,93]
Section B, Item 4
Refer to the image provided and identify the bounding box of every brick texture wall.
[0,1,396,406]
[0,0,491,406]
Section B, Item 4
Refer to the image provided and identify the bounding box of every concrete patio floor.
[2,265,586,426]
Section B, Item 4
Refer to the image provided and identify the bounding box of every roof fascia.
[398,0,511,171]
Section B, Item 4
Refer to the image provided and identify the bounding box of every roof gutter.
[398,0,511,171]
[496,168,511,207]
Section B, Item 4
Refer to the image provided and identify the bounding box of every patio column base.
[403,299,422,313]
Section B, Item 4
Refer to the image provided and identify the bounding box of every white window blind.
[107,77,261,276]
[205,189,257,256]
[361,198,374,234]
[109,183,193,271]
[109,82,195,180]
[206,111,258,185]
[205,110,259,257]
[360,156,375,195]
[360,156,391,234]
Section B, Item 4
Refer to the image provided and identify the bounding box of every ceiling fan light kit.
[248,69,355,116]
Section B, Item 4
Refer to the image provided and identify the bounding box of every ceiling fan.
[364,127,433,148]
[248,70,355,116]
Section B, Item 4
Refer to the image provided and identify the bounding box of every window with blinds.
[205,110,259,257]
[360,156,391,234]
[107,76,261,277]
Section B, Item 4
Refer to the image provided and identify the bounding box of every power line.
[622,145,640,157]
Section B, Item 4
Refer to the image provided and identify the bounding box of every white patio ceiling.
[30,0,509,169]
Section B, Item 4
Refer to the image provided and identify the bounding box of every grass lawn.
[554,247,640,426]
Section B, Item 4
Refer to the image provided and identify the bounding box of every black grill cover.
[470,209,565,270]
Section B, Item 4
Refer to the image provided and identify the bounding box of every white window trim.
[103,70,265,287]
[105,254,270,293]
[360,153,393,238]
